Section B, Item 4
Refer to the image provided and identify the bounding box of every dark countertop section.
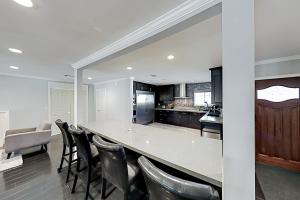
[199,113,223,124]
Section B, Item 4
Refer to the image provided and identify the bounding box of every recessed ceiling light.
[167,55,175,60]
[126,66,133,70]
[13,0,33,7]
[10,66,19,70]
[150,74,157,77]
[8,48,23,54]
[88,77,93,80]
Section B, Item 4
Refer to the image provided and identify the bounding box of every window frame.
[194,91,211,106]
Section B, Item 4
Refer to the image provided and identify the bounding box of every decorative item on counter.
[166,103,174,109]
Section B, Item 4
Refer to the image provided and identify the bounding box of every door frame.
[48,82,88,134]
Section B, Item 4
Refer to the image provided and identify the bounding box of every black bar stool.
[138,156,220,200]
[69,125,101,200]
[55,119,77,183]
[92,135,140,200]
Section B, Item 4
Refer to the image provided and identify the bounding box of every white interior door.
[50,89,74,134]
[0,111,9,148]
[96,88,106,121]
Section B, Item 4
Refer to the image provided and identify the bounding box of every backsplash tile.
[174,98,194,107]
[157,82,211,108]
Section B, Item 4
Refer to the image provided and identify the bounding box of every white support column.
[222,0,255,200]
[74,68,83,127]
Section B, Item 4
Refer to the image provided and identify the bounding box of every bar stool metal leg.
[66,147,73,183]
[57,144,66,173]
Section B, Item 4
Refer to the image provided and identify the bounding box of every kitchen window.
[194,92,211,106]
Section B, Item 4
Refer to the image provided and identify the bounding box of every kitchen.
[133,66,223,140]
[78,12,224,194]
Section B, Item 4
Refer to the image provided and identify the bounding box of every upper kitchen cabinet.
[157,85,174,102]
[210,67,223,107]
[186,82,211,98]
[135,81,156,92]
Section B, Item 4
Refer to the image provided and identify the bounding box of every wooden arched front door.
[255,77,300,172]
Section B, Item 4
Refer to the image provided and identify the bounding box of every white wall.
[256,59,300,79]
[88,85,96,122]
[0,75,48,129]
[94,78,132,124]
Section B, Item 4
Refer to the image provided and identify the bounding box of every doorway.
[50,88,74,135]
[48,82,88,135]
[255,77,300,171]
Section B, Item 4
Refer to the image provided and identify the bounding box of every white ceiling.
[85,14,222,84]
[1,0,300,83]
[84,0,300,84]
[0,0,186,81]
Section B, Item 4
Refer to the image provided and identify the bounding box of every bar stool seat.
[55,119,77,183]
[93,135,141,200]
[127,159,140,185]
[90,144,100,163]
[138,156,220,200]
[69,126,102,200]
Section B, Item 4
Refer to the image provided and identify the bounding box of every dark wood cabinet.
[190,112,204,129]
[176,112,190,126]
[155,110,174,124]
[135,81,155,92]
[210,67,222,107]
[155,110,165,123]
[155,110,205,130]
[157,85,174,102]
[186,82,211,98]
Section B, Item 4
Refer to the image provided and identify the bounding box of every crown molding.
[255,73,300,80]
[0,73,55,81]
[93,77,130,85]
[255,55,300,66]
[72,0,221,69]
[0,72,73,83]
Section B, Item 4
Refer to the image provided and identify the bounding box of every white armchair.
[4,121,52,159]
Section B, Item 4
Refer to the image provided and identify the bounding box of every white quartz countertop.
[79,120,223,187]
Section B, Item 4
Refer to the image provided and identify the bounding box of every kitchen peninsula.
[79,120,223,187]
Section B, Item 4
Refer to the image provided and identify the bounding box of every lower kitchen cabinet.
[190,112,204,129]
[155,110,205,130]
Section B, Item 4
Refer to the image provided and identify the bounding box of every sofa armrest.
[34,130,52,145]
[5,131,37,153]
[4,130,51,153]
[5,128,37,136]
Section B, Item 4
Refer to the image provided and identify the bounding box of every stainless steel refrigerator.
[136,90,155,125]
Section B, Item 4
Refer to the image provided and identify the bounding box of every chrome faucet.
[204,101,209,110]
